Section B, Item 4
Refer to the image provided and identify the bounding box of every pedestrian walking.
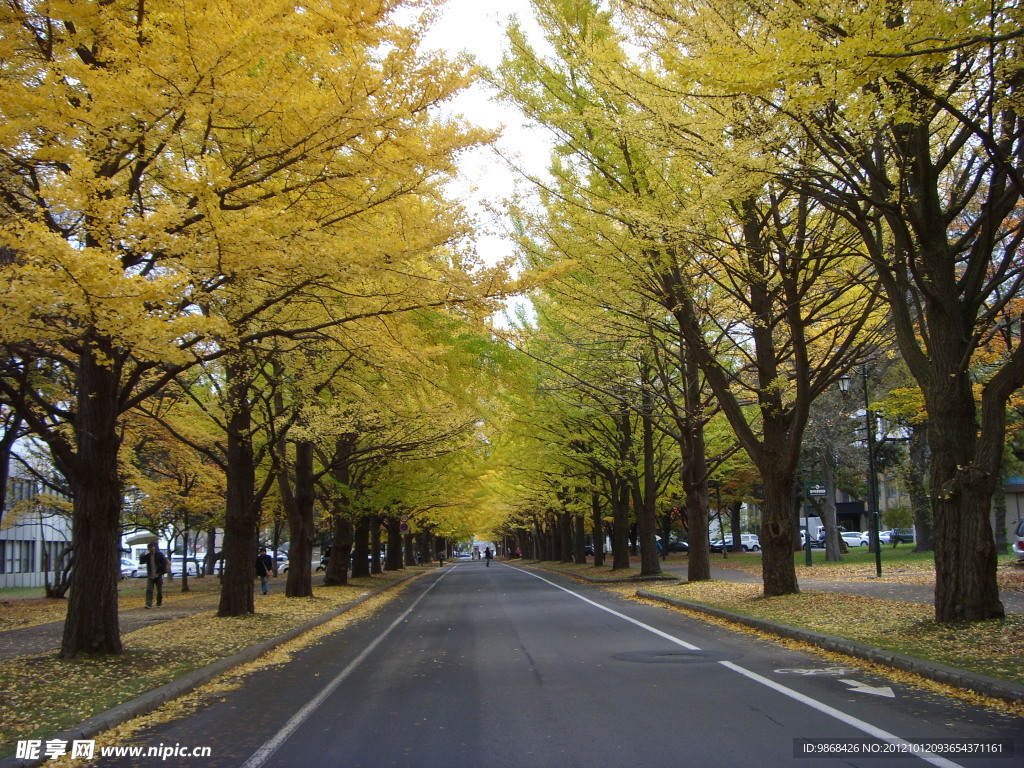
[140,542,168,608]
[256,546,273,595]
[485,547,492,567]
[438,549,445,567]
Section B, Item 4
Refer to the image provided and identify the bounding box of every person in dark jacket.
[256,546,273,595]
[140,543,168,608]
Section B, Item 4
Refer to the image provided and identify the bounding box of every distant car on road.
[120,558,139,579]
[710,534,760,552]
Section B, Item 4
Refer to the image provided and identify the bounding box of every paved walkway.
[654,559,1024,614]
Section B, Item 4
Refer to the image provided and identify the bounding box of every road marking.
[840,678,897,697]
[511,566,963,768]
[240,568,452,768]
[775,667,858,676]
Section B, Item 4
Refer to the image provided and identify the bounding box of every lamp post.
[839,371,882,577]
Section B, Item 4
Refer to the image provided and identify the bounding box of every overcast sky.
[419,0,553,273]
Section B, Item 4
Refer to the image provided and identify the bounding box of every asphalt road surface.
[96,563,1022,768]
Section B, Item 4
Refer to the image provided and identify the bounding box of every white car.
[1013,520,1024,560]
[859,530,894,545]
[841,531,868,547]
[169,557,198,576]
[710,534,760,552]
[119,558,139,579]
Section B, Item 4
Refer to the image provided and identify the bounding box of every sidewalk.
[0,576,287,661]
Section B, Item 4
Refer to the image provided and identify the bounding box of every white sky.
[418,0,553,272]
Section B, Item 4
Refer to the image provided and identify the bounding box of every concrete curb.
[637,589,1024,706]
[1,572,424,768]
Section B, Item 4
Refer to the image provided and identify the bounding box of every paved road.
[96,563,1023,768]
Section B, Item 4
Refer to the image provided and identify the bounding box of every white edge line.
[510,565,965,768]
[241,568,453,768]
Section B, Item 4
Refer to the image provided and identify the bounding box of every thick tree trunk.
[351,517,371,578]
[204,527,218,577]
[679,349,712,581]
[573,512,586,563]
[0,412,22,530]
[218,356,258,617]
[417,530,432,565]
[385,517,404,570]
[819,459,842,562]
[370,514,383,574]
[591,489,605,567]
[760,470,800,596]
[323,435,355,586]
[180,527,191,592]
[285,441,314,598]
[323,513,353,586]
[928,386,1003,621]
[403,532,417,566]
[60,343,123,657]
[728,500,742,554]
[907,423,933,552]
[637,389,661,576]
[558,510,572,563]
[611,481,631,570]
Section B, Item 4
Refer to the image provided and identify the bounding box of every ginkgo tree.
[617,0,1024,621]
[0,0,502,655]
[497,0,889,594]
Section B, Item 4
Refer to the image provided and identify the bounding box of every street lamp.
[838,371,882,577]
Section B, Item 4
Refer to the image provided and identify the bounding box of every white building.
[0,475,72,589]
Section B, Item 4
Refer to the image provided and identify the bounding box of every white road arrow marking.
[839,678,896,697]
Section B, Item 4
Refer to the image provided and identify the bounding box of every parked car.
[859,530,894,545]
[280,560,323,573]
[1013,520,1024,561]
[168,557,198,577]
[841,531,867,547]
[710,534,760,552]
[119,558,139,579]
[666,540,689,553]
[890,528,916,544]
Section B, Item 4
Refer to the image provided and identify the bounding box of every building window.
[1,540,35,573]
[42,540,66,572]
